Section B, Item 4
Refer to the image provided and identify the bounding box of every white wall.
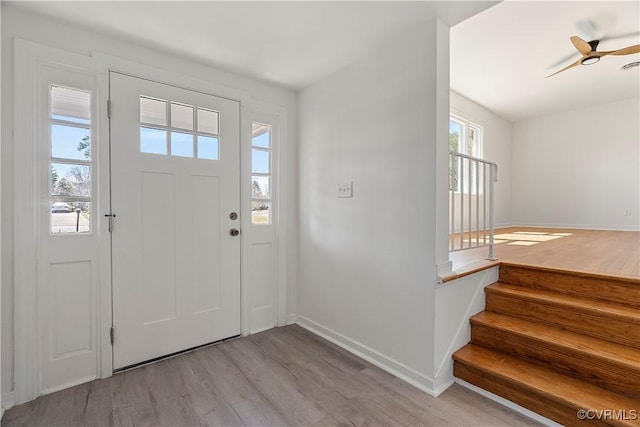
[297,22,444,392]
[512,97,640,230]
[451,91,513,227]
[1,4,297,399]
[434,267,497,393]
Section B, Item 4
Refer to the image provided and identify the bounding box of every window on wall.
[449,115,483,192]
[449,115,482,158]
[251,122,272,225]
[50,86,93,234]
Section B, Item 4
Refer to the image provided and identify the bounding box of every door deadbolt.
[229,228,240,236]
[229,212,238,220]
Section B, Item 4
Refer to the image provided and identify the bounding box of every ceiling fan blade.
[570,36,592,55]
[546,58,583,78]
[576,19,602,41]
[599,31,640,43]
[609,44,640,55]
[548,52,580,69]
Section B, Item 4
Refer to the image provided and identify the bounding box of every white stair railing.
[449,151,498,260]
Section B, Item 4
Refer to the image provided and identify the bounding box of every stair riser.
[499,265,640,307]
[485,292,640,349]
[454,361,613,427]
[471,323,640,399]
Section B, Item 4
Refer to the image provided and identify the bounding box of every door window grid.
[139,96,220,160]
[251,122,272,225]
[50,85,93,234]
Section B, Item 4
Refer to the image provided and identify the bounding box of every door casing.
[13,41,289,405]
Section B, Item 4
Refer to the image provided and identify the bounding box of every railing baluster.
[467,157,472,248]
[475,159,480,247]
[460,157,464,249]
[483,162,487,246]
[450,153,455,251]
[487,163,496,260]
[448,151,498,259]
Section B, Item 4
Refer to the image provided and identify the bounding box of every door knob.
[229,228,240,236]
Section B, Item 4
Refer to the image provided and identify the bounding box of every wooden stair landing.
[453,264,640,427]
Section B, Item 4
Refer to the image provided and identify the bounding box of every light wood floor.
[3,325,539,427]
[450,227,640,280]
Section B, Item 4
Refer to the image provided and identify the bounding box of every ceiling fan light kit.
[546,35,640,77]
[581,56,600,65]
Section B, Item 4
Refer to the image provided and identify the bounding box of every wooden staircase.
[453,263,640,427]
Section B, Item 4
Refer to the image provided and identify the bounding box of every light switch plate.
[337,181,353,198]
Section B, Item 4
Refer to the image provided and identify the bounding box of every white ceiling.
[8,1,638,122]
[451,1,640,122]
[7,1,495,90]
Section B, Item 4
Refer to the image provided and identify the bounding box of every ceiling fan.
[546,36,640,77]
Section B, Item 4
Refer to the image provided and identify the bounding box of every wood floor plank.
[221,338,326,426]
[3,325,542,427]
[193,344,290,426]
[168,353,244,426]
[450,227,640,279]
[110,366,160,427]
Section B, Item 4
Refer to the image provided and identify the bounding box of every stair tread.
[453,344,639,411]
[487,282,640,320]
[471,311,640,369]
[500,262,640,286]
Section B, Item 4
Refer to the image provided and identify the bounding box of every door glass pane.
[252,149,269,174]
[251,201,270,225]
[51,163,91,197]
[51,86,90,124]
[51,200,91,234]
[140,97,167,126]
[197,135,219,160]
[171,131,194,157]
[197,108,219,135]
[51,125,91,160]
[141,127,167,155]
[251,123,270,148]
[171,103,194,130]
[251,176,270,199]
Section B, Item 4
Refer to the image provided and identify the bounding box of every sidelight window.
[251,123,272,225]
[50,86,93,234]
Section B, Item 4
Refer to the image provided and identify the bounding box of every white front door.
[109,73,241,369]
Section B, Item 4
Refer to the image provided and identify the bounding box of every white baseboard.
[2,391,15,412]
[295,315,442,397]
[511,222,639,232]
[455,379,562,427]
[286,313,297,325]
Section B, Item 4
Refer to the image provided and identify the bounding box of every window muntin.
[50,85,93,234]
[139,96,220,160]
[251,122,272,225]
